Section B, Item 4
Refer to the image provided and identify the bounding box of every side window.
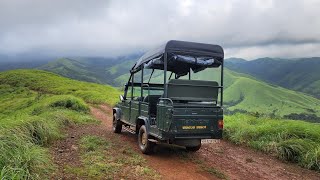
[133,86,141,98]
[127,86,133,100]
[126,86,141,100]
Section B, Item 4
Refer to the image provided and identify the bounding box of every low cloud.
[0,0,319,59]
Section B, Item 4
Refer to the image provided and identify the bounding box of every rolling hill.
[223,70,320,117]
[225,57,320,98]
[7,56,320,100]
[3,56,320,120]
[38,56,139,86]
[176,68,320,119]
[39,58,111,84]
[32,57,320,120]
[0,69,121,105]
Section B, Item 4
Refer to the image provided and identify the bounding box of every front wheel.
[138,125,155,154]
[113,114,122,133]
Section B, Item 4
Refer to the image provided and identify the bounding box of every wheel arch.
[113,107,122,121]
[136,116,150,134]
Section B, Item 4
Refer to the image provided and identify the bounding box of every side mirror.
[120,95,125,101]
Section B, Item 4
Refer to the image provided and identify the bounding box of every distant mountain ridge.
[0,54,55,71]
[2,55,319,99]
[225,57,320,98]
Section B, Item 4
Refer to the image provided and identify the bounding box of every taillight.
[218,119,224,129]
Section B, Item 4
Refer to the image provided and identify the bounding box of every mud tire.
[138,125,155,154]
[113,113,122,133]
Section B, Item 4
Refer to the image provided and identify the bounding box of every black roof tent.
[132,40,224,76]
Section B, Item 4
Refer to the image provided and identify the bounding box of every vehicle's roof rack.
[132,40,224,76]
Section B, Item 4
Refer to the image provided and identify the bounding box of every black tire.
[113,113,122,133]
[138,125,155,154]
[186,144,201,152]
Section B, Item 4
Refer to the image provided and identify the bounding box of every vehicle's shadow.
[119,130,191,158]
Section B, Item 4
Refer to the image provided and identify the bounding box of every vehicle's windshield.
[142,87,163,96]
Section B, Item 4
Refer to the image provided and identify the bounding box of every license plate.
[201,139,220,144]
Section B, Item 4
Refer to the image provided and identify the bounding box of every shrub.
[276,139,316,162]
[48,96,89,112]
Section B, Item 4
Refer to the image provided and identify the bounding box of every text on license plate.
[182,126,207,130]
[201,139,220,144]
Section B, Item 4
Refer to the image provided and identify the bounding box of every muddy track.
[51,105,320,180]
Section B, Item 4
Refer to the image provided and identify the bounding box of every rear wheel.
[138,125,155,154]
[186,144,201,152]
[113,114,122,133]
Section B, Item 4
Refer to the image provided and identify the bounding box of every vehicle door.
[130,98,139,124]
[120,96,131,123]
[129,85,141,124]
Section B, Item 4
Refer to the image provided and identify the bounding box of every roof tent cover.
[133,40,224,76]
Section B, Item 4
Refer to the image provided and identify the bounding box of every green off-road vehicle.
[113,40,224,154]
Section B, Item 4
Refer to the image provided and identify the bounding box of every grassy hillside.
[170,68,320,119]
[223,70,320,117]
[225,57,320,98]
[1,69,320,177]
[0,69,121,105]
[39,57,137,86]
[39,58,105,84]
[225,114,320,171]
[0,69,121,179]
[106,59,135,78]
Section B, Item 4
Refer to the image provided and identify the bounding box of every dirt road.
[51,105,320,180]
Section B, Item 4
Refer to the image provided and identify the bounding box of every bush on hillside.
[284,113,320,123]
[49,96,89,112]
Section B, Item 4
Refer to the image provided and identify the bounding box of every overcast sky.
[0,0,319,60]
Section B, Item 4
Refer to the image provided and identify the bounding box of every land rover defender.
[113,40,224,154]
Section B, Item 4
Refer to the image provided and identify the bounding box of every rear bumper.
[161,129,223,141]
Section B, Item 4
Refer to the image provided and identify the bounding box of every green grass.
[0,70,119,179]
[203,166,228,180]
[0,69,121,105]
[0,97,97,179]
[224,114,320,171]
[223,74,320,117]
[65,135,160,179]
[0,98,97,179]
